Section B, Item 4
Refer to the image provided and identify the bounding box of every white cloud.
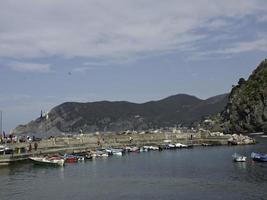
[219,38,267,54]
[9,62,51,73]
[192,35,267,60]
[73,67,94,72]
[0,0,266,62]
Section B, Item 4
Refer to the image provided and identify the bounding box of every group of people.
[28,142,38,152]
[0,132,40,153]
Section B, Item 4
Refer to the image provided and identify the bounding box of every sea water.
[0,136,267,200]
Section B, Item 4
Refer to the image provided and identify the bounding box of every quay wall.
[7,132,230,150]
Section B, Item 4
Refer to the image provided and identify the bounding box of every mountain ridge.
[12,93,228,135]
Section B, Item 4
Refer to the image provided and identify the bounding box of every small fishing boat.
[251,152,267,162]
[139,147,148,152]
[71,154,85,161]
[143,146,159,151]
[125,146,139,153]
[91,150,109,158]
[232,153,247,162]
[105,148,124,156]
[29,156,65,166]
[175,143,188,148]
[63,154,85,163]
[167,144,176,149]
[72,152,92,160]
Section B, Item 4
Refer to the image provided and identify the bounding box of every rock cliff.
[219,59,267,133]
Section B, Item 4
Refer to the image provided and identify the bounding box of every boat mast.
[0,110,2,137]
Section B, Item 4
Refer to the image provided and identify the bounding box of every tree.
[238,78,246,85]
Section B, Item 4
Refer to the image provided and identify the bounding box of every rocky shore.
[227,133,256,145]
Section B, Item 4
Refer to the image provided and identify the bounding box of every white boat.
[232,153,247,162]
[29,156,65,166]
[112,151,123,156]
[175,143,188,148]
[143,146,159,150]
[167,144,176,148]
[91,151,109,158]
[139,147,148,152]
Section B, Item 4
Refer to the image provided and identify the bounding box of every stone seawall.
[5,132,242,152]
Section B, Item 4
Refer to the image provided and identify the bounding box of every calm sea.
[0,136,267,200]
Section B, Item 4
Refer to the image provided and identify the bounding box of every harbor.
[0,130,256,165]
[0,135,266,200]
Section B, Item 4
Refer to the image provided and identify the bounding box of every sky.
[0,0,267,133]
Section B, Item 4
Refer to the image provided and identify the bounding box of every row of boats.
[29,143,193,166]
[232,152,267,162]
[28,144,267,166]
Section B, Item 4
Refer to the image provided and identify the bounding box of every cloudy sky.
[0,0,267,132]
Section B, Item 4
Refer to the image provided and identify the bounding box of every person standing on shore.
[34,142,38,151]
[28,143,32,152]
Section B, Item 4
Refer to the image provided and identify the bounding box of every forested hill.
[13,93,228,135]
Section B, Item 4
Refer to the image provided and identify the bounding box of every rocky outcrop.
[227,134,256,145]
[218,59,267,133]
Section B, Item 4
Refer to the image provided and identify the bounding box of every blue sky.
[0,0,267,132]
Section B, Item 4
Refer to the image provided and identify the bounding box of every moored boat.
[29,156,65,166]
[175,143,188,148]
[251,152,267,162]
[139,147,148,152]
[105,148,124,156]
[166,144,176,149]
[143,146,159,151]
[91,150,109,158]
[63,154,83,163]
[125,146,139,153]
[232,153,247,162]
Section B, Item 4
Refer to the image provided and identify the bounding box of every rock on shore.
[227,134,256,145]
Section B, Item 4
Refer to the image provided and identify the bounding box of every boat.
[143,146,159,151]
[125,146,139,153]
[167,144,176,149]
[232,153,247,162]
[105,148,124,156]
[201,143,213,146]
[63,154,83,163]
[70,154,85,161]
[72,152,92,160]
[175,143,188,148]
[251,152,267,162]
[139,147,148,152]
[29,156,65,166]
[91,151,109,158]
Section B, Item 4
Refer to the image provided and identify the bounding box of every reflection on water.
[233,161,247,170]
[0,137,267,200]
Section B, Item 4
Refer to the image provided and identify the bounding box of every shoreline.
[0,131,256,165]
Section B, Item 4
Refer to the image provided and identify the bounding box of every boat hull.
[251,152,267,162]
[29,157,64,166]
